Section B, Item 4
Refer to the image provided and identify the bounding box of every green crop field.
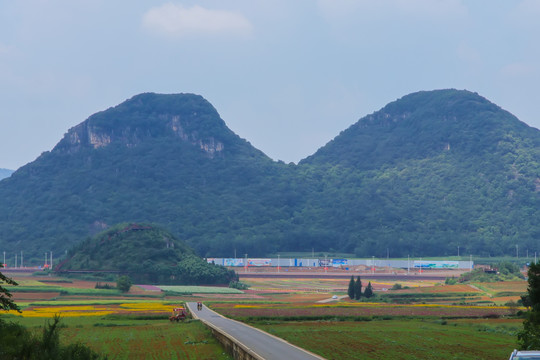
[253,318,519,360]
[7,315,232,360]
[158,285,243,294]
[1,274,238,359]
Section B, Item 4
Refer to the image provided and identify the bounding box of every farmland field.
[208,269,527,359]
[211,301,516,319]
[11,315,231,360]
[1,268,530,359]
[254,318,518,360]
[1,273,233,359]
[158,285,244,294]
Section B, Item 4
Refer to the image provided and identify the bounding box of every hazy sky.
[1,1,539,170]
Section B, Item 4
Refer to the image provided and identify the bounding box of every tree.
[519,262,540,349]
[0,263,20,312]
[116,275,132,293]
[364,281,374,298]
[348,276,355,300]
[354,276,363,300]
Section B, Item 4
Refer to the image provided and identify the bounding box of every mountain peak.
[301,89,538,168]
[52,93,238,158]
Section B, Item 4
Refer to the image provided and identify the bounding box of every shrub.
[116,275,132,293]
[391,283,403,290]
[0,315,105,359]
[229,280,249,290]
[95,282,113,289]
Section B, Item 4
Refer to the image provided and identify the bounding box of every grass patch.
[159,285,243,294]
[37,279,74,284]
[9,286,122,296]
[7,314,232,359]
[252,319,517,360]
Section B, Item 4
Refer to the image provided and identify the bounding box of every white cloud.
[142,3,252,37]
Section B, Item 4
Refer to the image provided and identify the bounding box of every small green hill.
[56,223,237,285]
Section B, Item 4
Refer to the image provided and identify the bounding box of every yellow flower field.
[5,301,179,318]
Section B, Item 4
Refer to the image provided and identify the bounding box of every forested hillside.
[299,90,540,256]
[0,93,298,259]
[0,89,538,262]
[57,223,237,284]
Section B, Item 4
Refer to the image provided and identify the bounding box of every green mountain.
[0,89,539,261]
[56,223,236,284]
[299,89,540,256]
[0,93,295,259]
[302,90,540,169]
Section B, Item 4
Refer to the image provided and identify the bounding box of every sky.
[1,0,539,170]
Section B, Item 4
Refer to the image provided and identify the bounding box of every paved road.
[187,302,325,360]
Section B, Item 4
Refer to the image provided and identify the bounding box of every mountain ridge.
[0,89,538,262]
[302,89,540,169]
[53,92,268,160]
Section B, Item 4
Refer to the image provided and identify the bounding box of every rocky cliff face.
[169,115,224,157]
[53,93,228,158]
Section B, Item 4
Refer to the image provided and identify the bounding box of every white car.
[332,295,338,299]
[509,350,540,359]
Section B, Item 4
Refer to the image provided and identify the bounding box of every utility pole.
[45,252,48,267]
[277,254,280,273]
[3,251,5,267]
[457,246,460,257]
[50,252,53,270]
